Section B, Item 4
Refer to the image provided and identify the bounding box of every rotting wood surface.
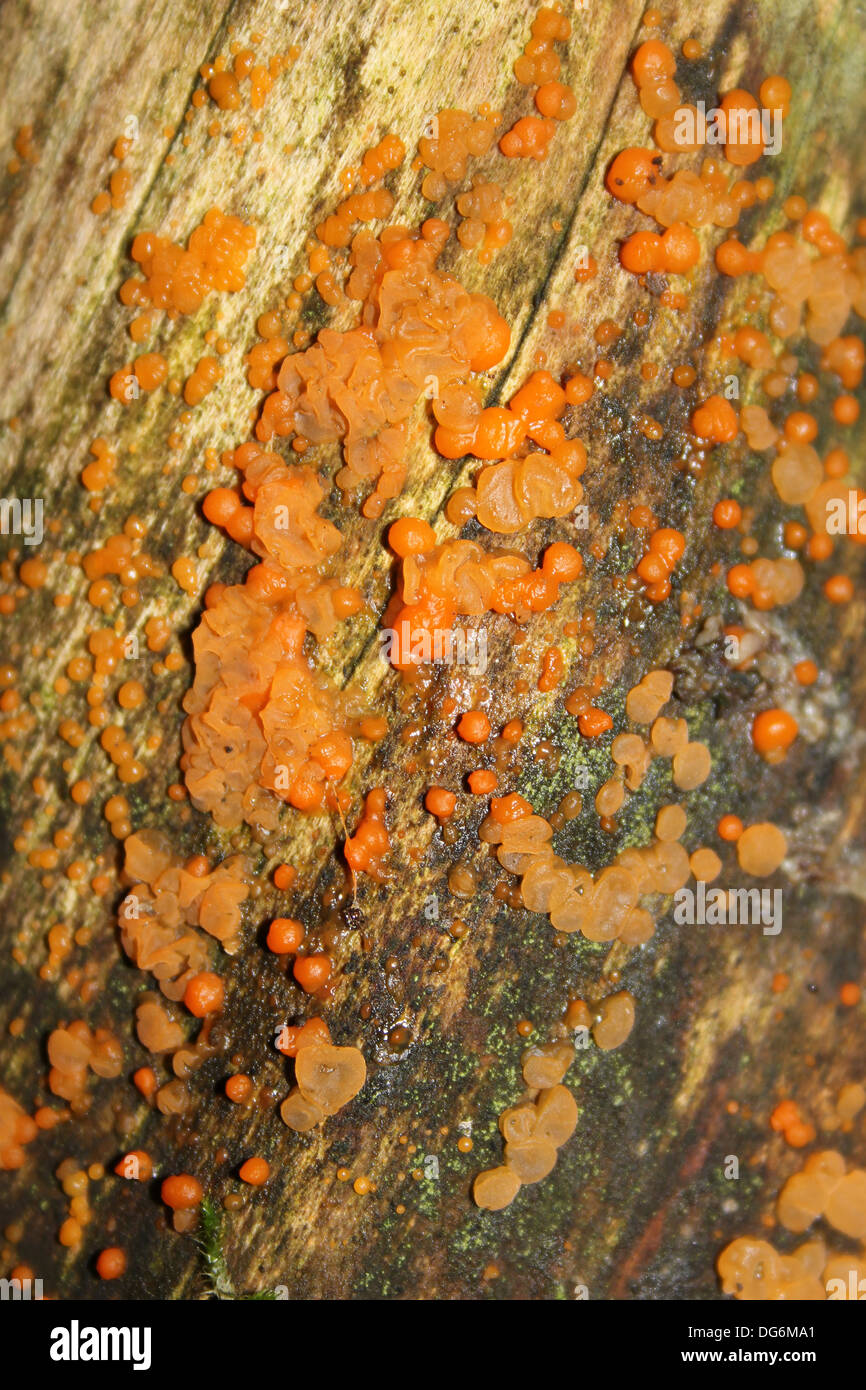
[0,0,865,1300]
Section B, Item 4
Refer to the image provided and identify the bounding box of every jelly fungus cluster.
[1,4,864,1302]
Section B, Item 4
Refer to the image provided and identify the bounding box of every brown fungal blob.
[504,1135,558,1183]
[294,1042,366,1116]
[279,1088,326,1132]
[521,1041,575,1088]
[473,1165,521,1211]
[534,1084,578,1146]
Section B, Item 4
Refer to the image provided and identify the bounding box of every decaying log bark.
[0,0,865,1300]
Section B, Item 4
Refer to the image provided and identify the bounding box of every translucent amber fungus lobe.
[255,222,510,517]
[183,447,378,828]
[737,823,787,876]
[294,1043,366,1115]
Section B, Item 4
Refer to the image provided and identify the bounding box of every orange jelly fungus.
[161,1174,203,1210]
[183,971,225,1017]
[344,787,390,881]
[255,220,510,517]
[121,209,256,317]
[4,1,866,1304]
[752,708,799,764]
[95,1247,127,1280]
[239,1156,270,1186]
[266,917,305,954]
